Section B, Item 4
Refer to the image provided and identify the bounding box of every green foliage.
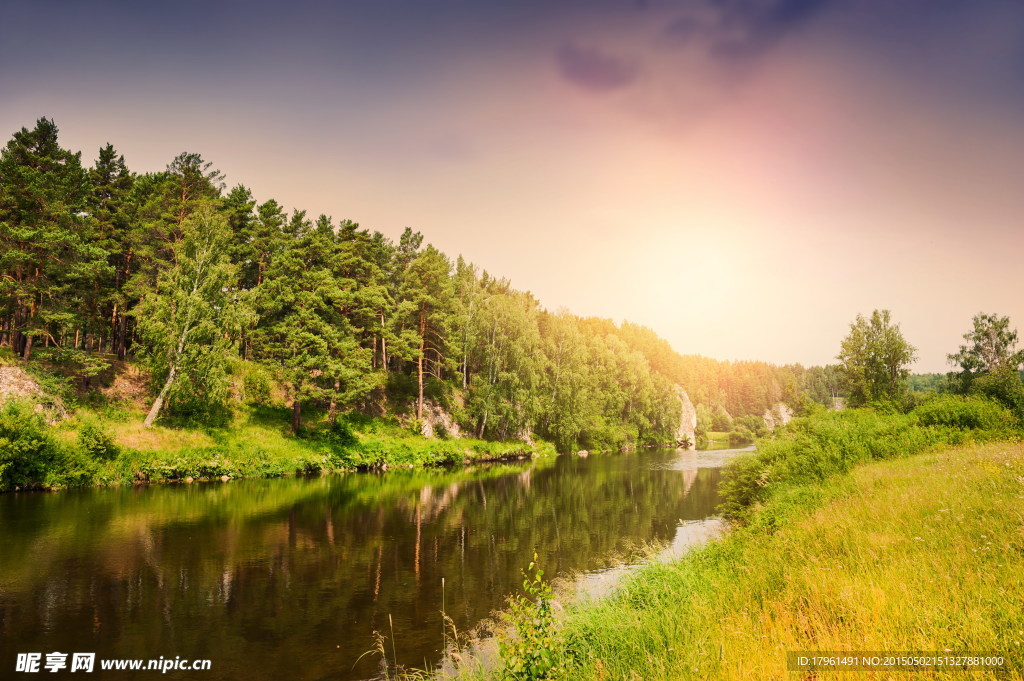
[718,396,1017,522]
[0,401,94,491]
[22,361,76,410]
[498,554,566,681]
[907,372,949,394]
[694,403,712,438]
[0,401,58,490]
[253,212,378,433]
[734,414,768,437]
[969,365,1024,415]
[728,427,755,446]
[303,418,358,448]
[77,420,119,460]
[948,312,1023,392]
[135,205,250,425]
[913,394,1014,431]
[711,404,733,431]
[0,118,108,362]
[837,309,917,406]
[238,360,275,405]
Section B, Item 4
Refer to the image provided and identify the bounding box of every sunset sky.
[3,0,1023,372]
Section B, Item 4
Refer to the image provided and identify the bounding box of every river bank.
[512,441,1024,680]
[0,397,560,492]
[0,444,723,680]
[443,399,1024,681]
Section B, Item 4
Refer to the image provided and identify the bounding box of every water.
[0,447,739,680]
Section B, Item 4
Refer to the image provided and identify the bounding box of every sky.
[3,0,1023,372]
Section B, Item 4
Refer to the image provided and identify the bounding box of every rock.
[417,399,463,439]
[674,386,698,448]
[576,450,589,457]
[184,477,194,483]
[219,475,230,482]
[762,403,794,431]
[0,365,67,422]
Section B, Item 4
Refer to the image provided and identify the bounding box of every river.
[0,446,740,680]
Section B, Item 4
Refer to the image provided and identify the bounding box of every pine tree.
[400,245,455,420]
[0,118,108,359]
[89,143,134,357]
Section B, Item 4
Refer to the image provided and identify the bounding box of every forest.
[1,118,832,462]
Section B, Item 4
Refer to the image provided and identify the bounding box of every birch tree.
[136,206,244,427]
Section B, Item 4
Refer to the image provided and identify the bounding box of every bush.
[718,400,1018,523]
[0,401,58,491]
[0,401,95,490]
[711,405,733,431]
[912,394,1014,431]
[969,366,1024,416]
[498,554,565,680]
[78,420,119,460]
[728,427,755,446]
[734,414,768,438]
[303,418,358,448]
[240,361,276,405]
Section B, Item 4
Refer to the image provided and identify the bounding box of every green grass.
[699,431,732,451]
[1,399,555,491]
[475,441,1024,681]
[435,398,1024,681]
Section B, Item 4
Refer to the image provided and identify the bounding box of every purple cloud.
[556,43,639,92]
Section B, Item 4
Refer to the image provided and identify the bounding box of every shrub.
[912,394,1013,431]
[718,400,1017,523]
[728,427,755,446]
[711,405,733,431]
[734,414,768,437]
[0,401,58,491]
[0,401,95,491]
[498,554,565,680]
[240,362,276,405]
[969,366,1024,416]
[78,421,119,460]
[303,418,358,448]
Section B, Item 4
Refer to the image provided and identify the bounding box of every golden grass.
[108,419,216,451]
[545,442,1024,681]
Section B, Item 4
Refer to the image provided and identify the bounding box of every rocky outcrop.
[762,402,794,431]
[418,399,463,438]
[0,364,66,421]
[674,386,697,448]
[0,364,45,404]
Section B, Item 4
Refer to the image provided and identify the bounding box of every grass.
[429,399,1023,681]
[700,431,732,451]
[1,397,556,491]
[497,440,1024,680]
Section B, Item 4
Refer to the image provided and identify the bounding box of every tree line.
[834,308,1024,415]
[0,118,691,452]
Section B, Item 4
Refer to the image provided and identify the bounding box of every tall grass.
[719,395,1017,523]
[510,441,1024,680]
[459,396,1023,680]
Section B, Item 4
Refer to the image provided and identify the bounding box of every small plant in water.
[498,552,565,681]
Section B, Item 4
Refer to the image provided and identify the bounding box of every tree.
[837,310,917,406]
[711,405,733,431]
[948,313,1023,392]
[0,118,108,360]
[135,206,245,427]
[400,245,454,420]
[89,143,136,358]
[253,214,375,433]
